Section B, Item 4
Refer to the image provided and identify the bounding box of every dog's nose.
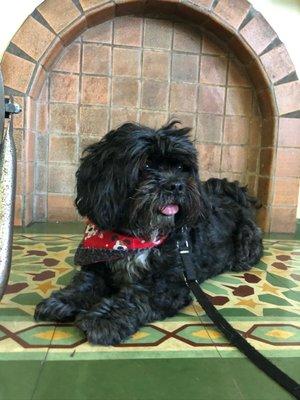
[167,182,184,193]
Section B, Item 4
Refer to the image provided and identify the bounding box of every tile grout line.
[30,326,57,400]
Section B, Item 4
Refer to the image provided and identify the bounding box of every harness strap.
[177,227,300,399]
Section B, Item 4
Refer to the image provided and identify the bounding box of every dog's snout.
[167,182,184,193]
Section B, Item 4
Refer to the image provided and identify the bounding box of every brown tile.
[224,115,248,144]
[26,96,37,132]
[172,53,199,83]
[275,148,300,178]
[49,136,77,163]
[79,136,98,156]
[259,148,274,176]
[246,174,257,195]
[81,75,110,105]
[36,133,48,162]
[82,21,113,43]
[256,206,270,232]
[24,194,33,226]
[256,88,277,118]
[142,50,170,80]
[144,18,173,50]
[170,83,198,113]
[37,0,81,34]
[28,64,47,100]
[214,0,251,30]
[48,163,76,193]
[36,163,47,193]
[110,108,138,129]
[169,114,196,133]
[196,114,223,143]
[39,36,64,71]
[13,96,25,129]
[202,35,227,56]
[228,58,251,87]
[80,106,109,136]
[48,194,77,221]
[246,58,271,92]
[140,111,168,129]
[16,162,24,195]
[80,0,112,11]
[228,34,254,65]
[273,177,299,207]
[197,143,221,171]
[53,43,80,73]
[84,2,115,28]
[116,0,145,16]
[25,130,35,162]
[260,117,276,147]
[274,81,300,116]
[278,118,300,148]
[176,3,210,29]
[200,55,227,85]
[222,145,247,173]
[240,13,277,55]
[112,77,139,107]
[249,117,262,147]
[50,72,79,103]
[247,146,259,173]
[12,16,55,61]
[202,12,235,42]
[14,130,24,161]
[188,0,213,7]
[14,195,23,226]
[1,52,35,94]
[173,23,201,53]
[226,87,252,116]
[200,171,220,181]
[114,16,143,47]
[198,85,225,114]
[34,194,47,221]
[58,15,87,47]
[49,103,77,133]
[220,172,246,185]
[25,162,35,194]
[257,176,272,205]
[82,44,111,75]
[37,103,48,134]
[113,48,141,77]
[270,207,297,233]
[260,44,295,84]
[141,80,169,110]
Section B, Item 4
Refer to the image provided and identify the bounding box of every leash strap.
[177,228,300,399]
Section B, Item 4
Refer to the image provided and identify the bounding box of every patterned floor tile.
[0,234,299,360]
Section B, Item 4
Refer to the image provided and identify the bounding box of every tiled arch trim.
[1,0,299,232]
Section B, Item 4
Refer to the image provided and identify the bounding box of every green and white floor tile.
[0,223,299,400]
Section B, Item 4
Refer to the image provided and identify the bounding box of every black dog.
[35,121,263,345]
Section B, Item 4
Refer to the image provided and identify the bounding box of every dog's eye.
[177,164,183,170]
[144,163,151,170]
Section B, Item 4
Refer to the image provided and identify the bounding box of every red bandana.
[74,223,167,265]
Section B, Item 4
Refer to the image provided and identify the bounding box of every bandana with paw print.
[74,222,166,265]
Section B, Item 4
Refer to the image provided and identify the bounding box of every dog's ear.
[75,139,130,230]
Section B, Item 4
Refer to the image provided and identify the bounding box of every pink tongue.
[160,204,179,216]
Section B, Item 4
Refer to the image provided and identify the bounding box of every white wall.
[0,0,299,217]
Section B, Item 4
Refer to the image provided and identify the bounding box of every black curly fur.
[35,121,263,345]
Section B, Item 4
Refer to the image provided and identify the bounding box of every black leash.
[177,227,300,399]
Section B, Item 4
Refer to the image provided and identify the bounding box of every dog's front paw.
[34,297,76,322]
[76,311,132,345]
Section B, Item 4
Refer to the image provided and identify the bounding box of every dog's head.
[75,121,206,239]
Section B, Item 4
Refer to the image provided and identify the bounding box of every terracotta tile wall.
[33,16,262,222]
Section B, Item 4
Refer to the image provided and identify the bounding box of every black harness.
[176,227,300,399]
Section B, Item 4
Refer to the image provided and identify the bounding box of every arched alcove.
[1,0,299,232]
